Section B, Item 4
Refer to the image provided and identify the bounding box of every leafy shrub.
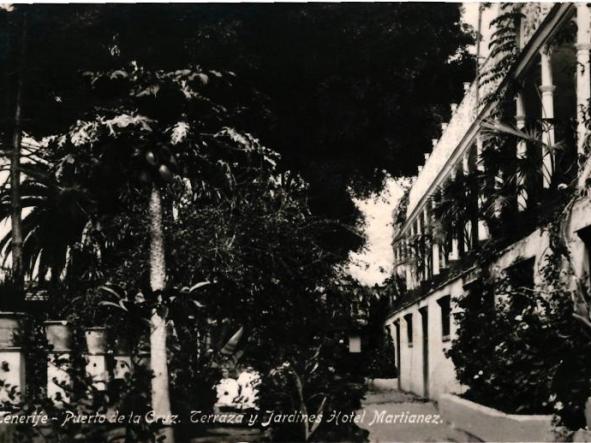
[447,253,591,430]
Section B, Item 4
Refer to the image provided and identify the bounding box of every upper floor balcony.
[392,3,588,293]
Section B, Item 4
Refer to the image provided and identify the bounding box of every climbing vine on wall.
[480,3,523,108]
[447,205,591,431]
[448,101,591,432]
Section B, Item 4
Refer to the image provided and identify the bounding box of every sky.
[347,177,403,286]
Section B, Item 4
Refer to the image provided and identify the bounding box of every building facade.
[387,3,591,401]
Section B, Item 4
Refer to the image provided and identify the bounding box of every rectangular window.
[506,258,535,311]
[404,313,413,347]
[438,296,451,341]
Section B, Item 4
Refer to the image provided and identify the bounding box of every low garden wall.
[0,314,135,407]
[367,378,397,392]
[439,393,555,442]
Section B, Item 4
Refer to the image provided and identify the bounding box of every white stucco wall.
[386,276,466,400]
[387,196,591,401]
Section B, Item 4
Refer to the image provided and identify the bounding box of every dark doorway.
[419,307,429,398]
[394,320,401,389]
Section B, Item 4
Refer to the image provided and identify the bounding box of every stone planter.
[44,321,72,353]
[84,327,107,355]
[439,393,555,442]
[0,312,26,349]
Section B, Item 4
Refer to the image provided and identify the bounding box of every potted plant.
[44,320,72,353]
[0,279,30,349]
[84,327,107,355]
[0,312,26,349]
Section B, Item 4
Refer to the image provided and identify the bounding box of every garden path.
[357,388,480,443]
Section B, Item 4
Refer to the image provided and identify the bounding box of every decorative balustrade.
[407,82,478,218]
[0,316,138,410]
[398,4,576,284]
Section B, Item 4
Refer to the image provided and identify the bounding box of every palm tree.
[0,160,94,285]
[5,6,28,293]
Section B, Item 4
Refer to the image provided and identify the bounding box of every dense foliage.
[0,4,478,440]
[447,212,591,433]
[1,3,475,257]
[0,58,372,440]
[449,277,583,426]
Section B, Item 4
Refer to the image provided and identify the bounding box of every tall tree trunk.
[148,184,174,442]
[9,10,26,292]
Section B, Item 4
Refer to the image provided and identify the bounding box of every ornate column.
[449,237,460,262]
[577,3,591,157]
[516,93,528,211]
[406,229,414,290]
[446,170,460,261]
[439,236,448,270]
[431,199,440,276]
[423,208,432,279]
[462,152,472,252]
[476,137,490,241]
[540,46,555,188]
[449,192,460,262]
[416,217,423,283]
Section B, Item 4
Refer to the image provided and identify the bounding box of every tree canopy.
[1,3,475,258]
